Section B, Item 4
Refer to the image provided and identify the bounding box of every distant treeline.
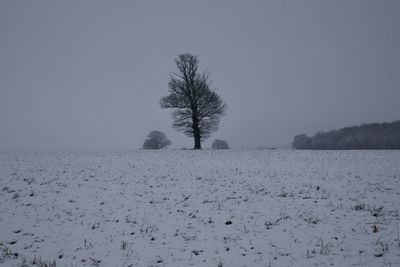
[292,120,400,150]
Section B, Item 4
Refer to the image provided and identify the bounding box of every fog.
[1,0,399,149]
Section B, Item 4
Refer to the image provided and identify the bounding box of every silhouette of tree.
[160,54,226,149]
[211,139,230,149]
[142,131,171,150]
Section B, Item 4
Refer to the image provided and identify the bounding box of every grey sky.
[1,0,399,149]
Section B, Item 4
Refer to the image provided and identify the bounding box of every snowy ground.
[0,149,399,267]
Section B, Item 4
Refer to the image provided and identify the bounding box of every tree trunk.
[194,132,201,149]
[192,112,202,149]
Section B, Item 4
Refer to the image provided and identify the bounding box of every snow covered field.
[0,150,399,267]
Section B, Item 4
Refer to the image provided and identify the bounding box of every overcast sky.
[1,0,399,150]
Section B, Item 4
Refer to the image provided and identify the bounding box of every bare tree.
[160,54,226,149]
[211,139,230,149]
[142,131,171,150]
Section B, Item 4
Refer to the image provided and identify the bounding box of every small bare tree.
[160,54,226,149]
[142,131,171,150]
[212,139,230,150]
